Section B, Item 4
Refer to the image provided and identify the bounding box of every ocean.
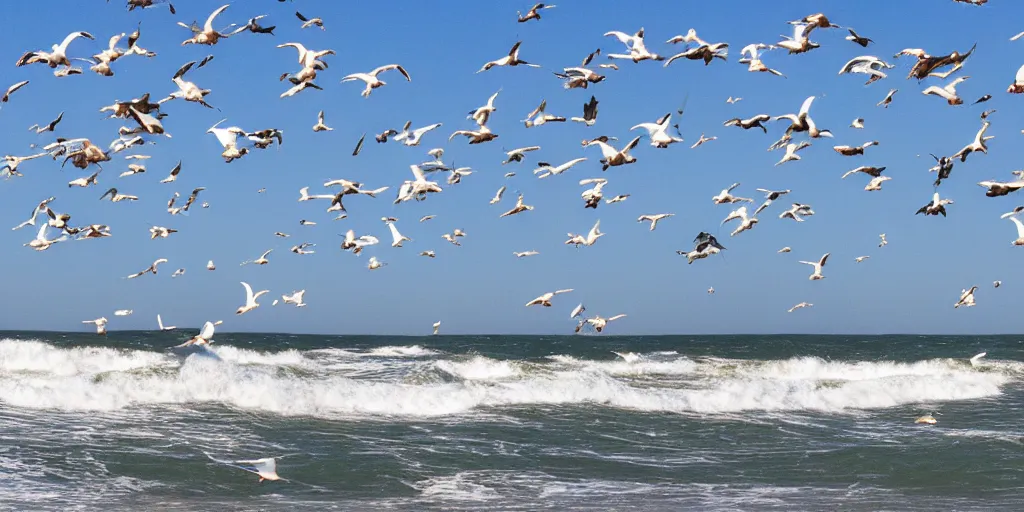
[0,332,1020,511]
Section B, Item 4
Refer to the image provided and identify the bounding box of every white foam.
[434,356,521,381]
[0,339,172,376]
[208,345,307,367]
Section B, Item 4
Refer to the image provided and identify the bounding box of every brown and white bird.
[99,187,138,202]
[877,89,897,108]
[833,141,879,156]
[312,110,333,132]
[798,252,830,280]
[16,31,95,72]
[952,120,994,162]
[500,194,534,217]
[517,3,555,23]
[525,289,574,307]
[127,258,168,279]
[341,64,411,97]
[637,213,674,231]
[295,11,325,30]
[178,5,232,46]
[477,41,540,73]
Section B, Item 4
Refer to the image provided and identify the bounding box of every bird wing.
[604,31,633,46]
[608,314,627,322]
[241,281,255,304]
[157,314,165,330]
[200,321,215,340]
[1011,216,1024,238]
[819,253,830,266]
[260,249,272,259]
[59,31,94,51]
[798,96,815,118]
[203,4,230,33]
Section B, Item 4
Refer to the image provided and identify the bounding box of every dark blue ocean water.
[0,332,1021,511]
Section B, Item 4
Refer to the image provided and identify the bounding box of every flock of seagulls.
[0,1,1019,453]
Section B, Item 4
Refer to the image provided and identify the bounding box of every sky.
[0,0,1021,336]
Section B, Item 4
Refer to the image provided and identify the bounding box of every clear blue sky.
[0,0,1020,335]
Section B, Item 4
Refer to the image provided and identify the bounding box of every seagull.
[993,281,1001,289]
[879,234,887,247]
[82,317,108,335]
[1,153,51,178]
[16,31,95,73]
[467,90,500,126]
[156,314,176,331]
[952,120,994,162]
[534,157,587,179]
[523,100,566,128]
[385,220,412,247]
[341,64,411,97]
[754,189,790,215]
[727,97,742,104]
[855,256,870,263]
[788,302,813,313]
[776,141,811,166]
[525,289,574,307]
[775,96,831,139]
[851,118,865,129]
[637,213,674,231]
[489,185,506,205]
[723,114,771,133]
[738,43,784,76]
[298,186,333,202]
[565,219,604,247]
[708,286,715,295]
[394,122,443,147]
[834,141,879,156]
[241,249,273,266]
[171,268,185,277]
[605,194,630,204]
[206,119,250,163]
[721,206,758,236]
[779,203,815,222]
[845,28,873,47]
[367,256,386,270]
[713,183,754,205]
[178,4,232,46]
[420,250,435,258]
[205,453,287,483]
[569,303,586,319]
[149,226,177,239]
[341,229,380,254]
[799,252,830,280]
[28,111,64,134]
[232,14,275,35]
[449,124,499,144]
[500,194,534,218]
[955,286,977,308]
[1008,64,1024,93]
[632,113,683,148]
[513,250,539,258]
[120,164,146,178]
[503,146,540,165]
[691,133,717,149]
[999,206,1024,219]
[114,309,133,316]
[864,176,892,191]
[973,94,992,105]
[838,55,894,85]
[570,96,599,125]
[916,191,954,217]
[554,65,605,89]
[518,3,555,22]
[978,179,1024,197]
[2,80,30,104]
[442,233,461,246]
[580,178,608,208]
[432,321,441,335]
[877,89,897,108]
[777,23,820,55]
[922,76,970,105]
[160,161,182,183]
[585,136,641,171]
[896,44,976,80]
[577,314,627,334]
[207,260,216,270]
[127,258,168,279]
[605,27,663,63]
[295,11,324,30]
[291,242,315,255]
[477,41,540,73]
[237,282,269,315]
[312,110,332,132]
[842,166,887,180]
[778,247,792,253]
[282,290,306,307]
[68,170,101,188]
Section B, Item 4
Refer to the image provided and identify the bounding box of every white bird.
[177,321,217,348]
[394,165,443,204]
[16,31,95,73]
[341,229,380,255]
[855,256,870,263]
[149,226,178,239]
[82,317,108,335]
[477,41,540,73]
[518,3,556,22]
[851,118,865,129]
[838,55,894,84]
[172,268,185,277]
[799,252,830,280]
[775,141,811,166]
[879,234,888,247]
[178,4,233,46]
[500,194,534,217]
[585,136,641,171]
[127,258,168,279]
[157,314,176,331]
[778,247,792,253]
[637,213,674,231]
[242,249,273,266]
[605,27,662,63]
[420,250,435,258]
[206,119,250,163]
[394,122,443,147]
[877,89,897,108]
[282,290,306,307]
[922,76,970,105]
[612,351,640,363]
[833,141,879,156]
[865,176,892,191]
[788,302,813,313]
[514,250,539,258]
[312,110,333,132]
[526,289,574,307]
[565,219,604,247]
[68,170,101,188]
[205,453,287,483]
[534,157,587,179]
[977,179,1024,198]
[467,90,500,126]
[779,203,815,222]
[385,220,412,247]
[631,113,683,148]
[432,321,441,335]
[114,309,132,316]
[207,260,216,270]
[504,146,540,165]
[570,303,586,319]
[738,43,784,76]
[691,133,717,149]
[522,99,566,128]
[236,281,269,315]
[490,185,506,205]
[2,80,30,104]
[712,183,753,205]
[775,96,831,139]
[578,314,627,333]
[367,256,386,270]
[721,206,758,236]
[341,64,411,97]
[298,186,333,202]
[955,286,977,309]
[723,114,771,133]
[994,281,1002,288]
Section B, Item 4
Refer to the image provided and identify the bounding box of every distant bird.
[313,110,333,132]
[16,31,95,72]
[838,55,893,85]
[776,141,811,166]
[518,3,555,22]
[295,11,325,30]
[206,453,286,483]
[385,220,412,247]
[799,252,829,280]
[28,111,64,134]
[708,287,715,295]
[127,258,168,279]
[779,203,815,222]
[632,113,683,148]
[879,234,888,247]
[738,43,784,76]
[367,256,386,270]
[500,194,534,217]
[833,141,879,156]
[352,133,365,156]
[954,286,977,309]
[160,160,182,183]
[845,28,873,47]
[778,247,791,253]
[514,250,539,258]
[788,302,813,313]
[576,314,627,334]
[241,249,273,266]
[523,100,566,128]
[691,133,717,149]
[432,321,441,335]
[922,76,970,105]
[157,314,176,331]
[570,303,586,319]
[851,118,865,129]
[754,189,790,215]
[282,290,306,307]
[724,114,772,133]
[993,281,1002,289]
[477,41,540,73]
[178,5,232,46]
[855,256,870,263]
[503,146,541,165]
[420,250,435,258]
[2,80,30,104]
[149,226,177,239]
[1006,216,1024,245]
[864,176,892,191]
[534,157,587,179]
[974,94,992,104]
[490,185,506,204]
[341,64,411,97]
[713,183,754,205]
[978,179,1024,197]
[721,206,758,236]
[877,89,897,108]
[637,213,674,231]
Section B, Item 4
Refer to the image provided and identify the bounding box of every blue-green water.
[0,332,1020,511]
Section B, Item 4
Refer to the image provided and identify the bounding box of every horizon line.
[0,329,1020,338]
